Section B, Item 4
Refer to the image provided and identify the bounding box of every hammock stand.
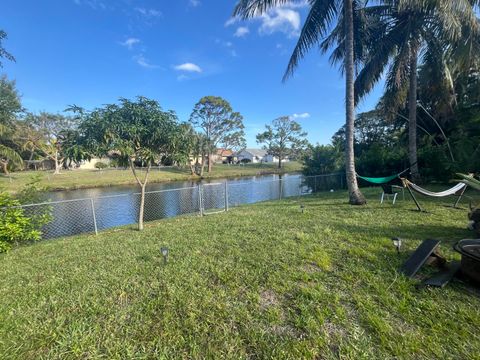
[357,170,409,204]
[401,178,468,212]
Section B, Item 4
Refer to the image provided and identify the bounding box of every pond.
[26,172,344,239]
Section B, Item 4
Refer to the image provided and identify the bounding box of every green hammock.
[357,174,401,185]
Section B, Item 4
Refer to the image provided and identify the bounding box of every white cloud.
[134,54,159,69]
[135,7,162,17]
[259,8,301,37]
[227,2,307,38]
[189,0,201,7]
[215,39,238,57]
[234,26,250,38]
[73,0,106,10]
[177,74,189,81]
[225,17,239,27]
[120,37,140,50]
[174,62,203,73]
[291,112,310,119]
[287,0,309,9]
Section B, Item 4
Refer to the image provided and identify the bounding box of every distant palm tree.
[233,0,367,205]
[354,0,479,182]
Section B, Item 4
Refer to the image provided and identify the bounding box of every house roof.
[216,149,233,156]
[241,148,267,157]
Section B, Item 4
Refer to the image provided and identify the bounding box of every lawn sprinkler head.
[161,247,169,264]
[391,237,402,253]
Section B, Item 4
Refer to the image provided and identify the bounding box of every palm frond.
[457,173,480,191]
[233,0,304,19]
[283,0,338,81]
[382,41,411,113]
[355,21,408,104]
[0,144,22,166]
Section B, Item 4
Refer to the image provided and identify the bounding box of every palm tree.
[354,0,479,182]
[233,0,367,205]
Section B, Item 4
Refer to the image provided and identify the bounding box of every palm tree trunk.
[409,46,420,182]
[344,0,366,205]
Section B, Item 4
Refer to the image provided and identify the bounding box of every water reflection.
[37,173,344,239]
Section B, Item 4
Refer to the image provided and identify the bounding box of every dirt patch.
[322,320,347,339]
[259,289,280,310]
[303,262,322,273]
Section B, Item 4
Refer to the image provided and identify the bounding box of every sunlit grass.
[0,188,479,359]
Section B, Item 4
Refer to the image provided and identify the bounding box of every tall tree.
[0,76,23,174]
[256,116,308,168]
[72,97,180,231]
[354,0,480,182]
[22,112,77,174]
[189,96,245,173]
[234,0,367,204]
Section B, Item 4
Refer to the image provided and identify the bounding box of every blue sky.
[2,0,384,146]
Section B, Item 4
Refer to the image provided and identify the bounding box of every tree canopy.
[0,30,14,68]
[189,96,245,173]
[0,76,23,174]
[256,116,308,168]
[72,97,181,230]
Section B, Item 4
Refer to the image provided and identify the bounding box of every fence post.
[198,184,203,216]
[224,182,229,211]
[340,174,344,189]
[314,176,317,193]
[90,198,98,235]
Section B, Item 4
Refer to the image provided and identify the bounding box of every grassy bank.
[0,162,302,193]
[1,189,480,359]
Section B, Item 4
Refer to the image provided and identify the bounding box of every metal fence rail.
[1,173,345,240]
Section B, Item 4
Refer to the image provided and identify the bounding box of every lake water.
[30,172,343,239]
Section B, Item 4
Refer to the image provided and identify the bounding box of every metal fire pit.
[454,239,480,283]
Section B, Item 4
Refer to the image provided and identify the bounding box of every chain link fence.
[1,173,345,241]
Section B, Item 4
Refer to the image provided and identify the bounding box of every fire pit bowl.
[454,239,480,283]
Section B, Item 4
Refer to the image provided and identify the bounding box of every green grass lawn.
[0,162,303,193]
[1,188,480,359]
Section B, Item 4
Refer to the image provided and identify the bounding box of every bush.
[240,158,251,164]
[95,161,108,170]
[0,193,42,252]
[0,177,51,253]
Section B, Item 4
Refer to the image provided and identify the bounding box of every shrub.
[16,174,47,204]
[95,161,108,170]
[0,177,51,253]
[240,158,251,164]
[0,193,42,252]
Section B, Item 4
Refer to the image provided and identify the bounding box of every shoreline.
[1,163,304,193]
